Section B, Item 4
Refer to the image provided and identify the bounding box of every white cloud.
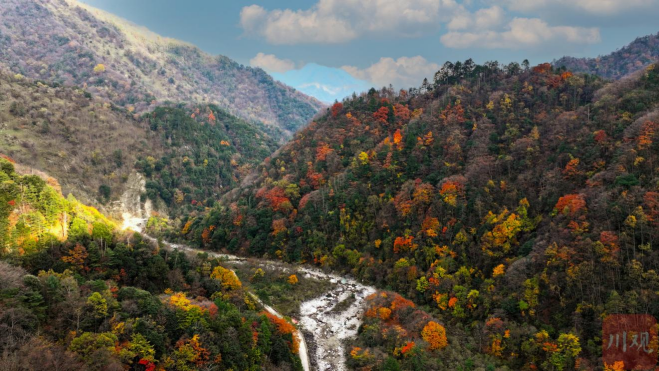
[342,56,440,88]
[498,0,657,16]
[441,17,600,49]
[240,0,463,45]
[299,82,344,96]
[447,6,505,31]
[250,53,297,73]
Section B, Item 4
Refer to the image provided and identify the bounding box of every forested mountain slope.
[183,61,659,369]
[0,0,323,136]
[0,158,305,370]
[555,32,659,80]
[0,72,279,219]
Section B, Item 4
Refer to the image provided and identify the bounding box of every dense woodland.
[177,61,659,370]
[138,105,280,217]
[0,158,304,370]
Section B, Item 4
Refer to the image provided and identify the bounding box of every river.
[137,230,375,371]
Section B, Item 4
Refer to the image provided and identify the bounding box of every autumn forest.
[2,0,659,370]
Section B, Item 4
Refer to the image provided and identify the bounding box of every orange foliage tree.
[263,312,299,353]
[287,274,298,285]
[638,121,657,150]
[393,236,417,254]
[393,129,403,149]
[316,143,334,161]
[562,158,581,178]
[174,335,210,367]
[61,244,89,272]
[422,321,448,350]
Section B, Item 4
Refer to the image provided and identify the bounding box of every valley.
[1,0,659,370]
[145,235,376,371]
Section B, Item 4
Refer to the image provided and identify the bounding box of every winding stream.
[132,221,375,371]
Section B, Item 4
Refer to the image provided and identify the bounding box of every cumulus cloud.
[447,6,505,31]
[250,53,296,73]
[498,0,657,16]
[342,56,440,88]
[240,5,356,44]
[441,17,600,49]
[240,0,463,45]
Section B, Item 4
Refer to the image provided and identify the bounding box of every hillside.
[555,32,659,80]
[0,158,305,370]
[181,61,659,369]
[0,0,323,136]
[0,71,280,219]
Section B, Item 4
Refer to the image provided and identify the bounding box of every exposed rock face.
[110,171,156,230]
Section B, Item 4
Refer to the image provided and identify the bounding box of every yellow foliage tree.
[358,151,369,165]
[169,292,193,311]
[93,64,106,73]
[210,266,242,290]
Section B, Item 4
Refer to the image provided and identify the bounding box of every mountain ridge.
[0,0,324,136]
[554,32,659,80]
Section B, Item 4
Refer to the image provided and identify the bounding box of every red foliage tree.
[331,102,343,118]
[394,103,410,121]
[555,194,587,216]
[263,187,292,212]
[373,107,390,123]
[532,63,552,74]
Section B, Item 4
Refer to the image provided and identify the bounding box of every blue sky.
[80,0,659,102]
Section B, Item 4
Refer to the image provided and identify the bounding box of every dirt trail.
[141,234,374,371]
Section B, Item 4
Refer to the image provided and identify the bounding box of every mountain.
[0,0,323,136]
[0,71,280,220]
[181,61,659,369]
[554,32,659,80]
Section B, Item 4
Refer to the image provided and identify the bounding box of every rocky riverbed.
[140,234,375,371]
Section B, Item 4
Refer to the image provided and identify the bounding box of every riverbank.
[142,234,375,371]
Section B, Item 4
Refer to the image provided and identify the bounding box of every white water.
[131,223,375,371]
